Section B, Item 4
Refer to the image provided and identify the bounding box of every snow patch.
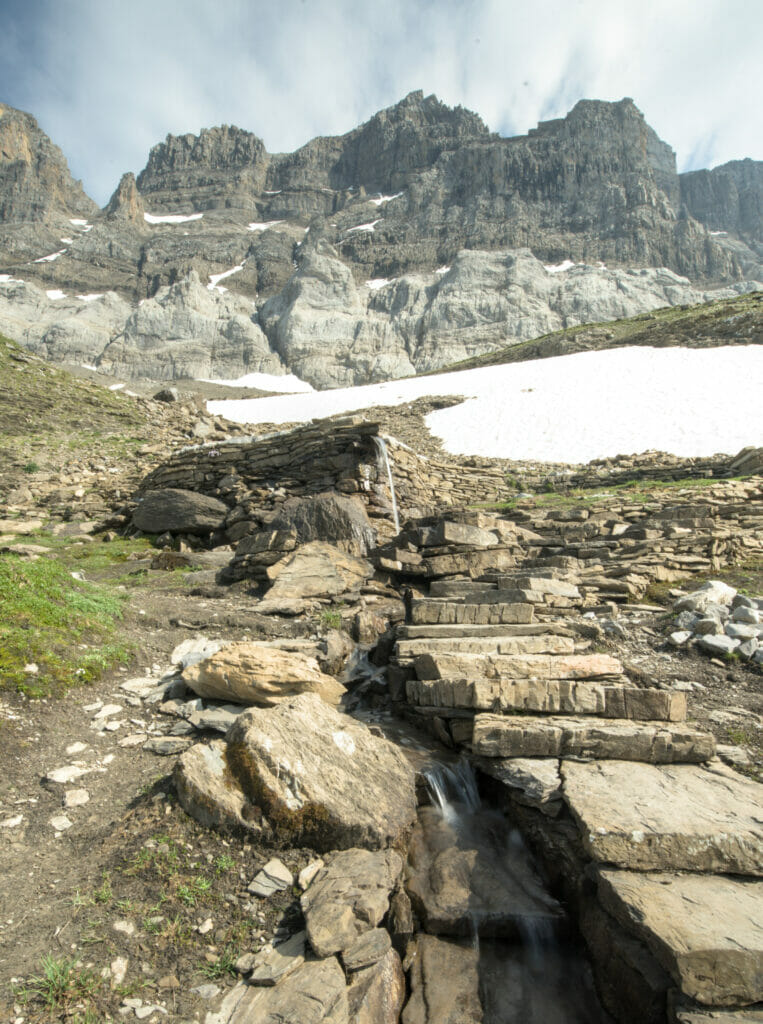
[208,346,763,464]
[60,237,73,244]
[0,274,23,284]
[201,372,314,393]
[368,192,403,207]
[710,230,728,236]
[435,266,450,275]
[263,190,282,195]
[81,363,99,371]
[69,218,88,226]
[247,220,283,232]
[77,293,104,303]
[544,260,576,274]
[208,264,244,291]
[366,278,394,290]
[46,289,66,300]
[34,249,66,263]
[108,383,125,391]
[144,212,203,225]
[346,220,381,234]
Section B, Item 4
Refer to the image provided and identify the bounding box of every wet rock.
[597,870,763,1006]
[182,641,345,707]
[132,488,229,536]
[225,693,416,850]
[405,805,561,937]
[561,760,763,875]
[476,757,563,816]
[402,934,481,1024]
[301,848,402,957]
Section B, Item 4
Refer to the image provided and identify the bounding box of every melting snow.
[69,218,88,226]
[81,363,99,371]
[366,278,394,290]
[710,230,728,236]
[108,383,125,391]
[346,220,381,234]
[247,220,283,232]
[435,266,450,275]
[201,372,314,393]
[34,249,66,263]
[60,237,74,244]
[208,264,244,291]
[0,273,23,284]
[263,189,282,195]
[544,260,577,274]
[369,191,403,207]
[144,212,203,225]
[77,294,104,303]
[46,289,66,300]
[207,346,763,464]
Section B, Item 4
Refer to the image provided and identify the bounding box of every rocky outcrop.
[1,94,761,386]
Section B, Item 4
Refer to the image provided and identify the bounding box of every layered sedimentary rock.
[1,93,760,386]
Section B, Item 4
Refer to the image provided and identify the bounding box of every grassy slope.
[428,290,763,375]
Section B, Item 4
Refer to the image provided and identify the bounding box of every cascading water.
[372,435,400,534]
[414,759,611,1023]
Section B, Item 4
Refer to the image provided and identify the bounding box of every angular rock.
[421,521,498,548]
[342,927,392,971]
[598,870,763,1006]
[347,948,405,1024]
[301,848,402,957]
[173,739,255,834]
[225,693,416,850]
[270,492,376,555]
[396,633,575,659]
[414,650,623,681]
[133,488,229,535]
[249,930,306,986]
[229,956,348,1024]
[402,935,481,1024]
[698,634,741,656]
[410,599,534,625]
[674,581,737,614]
[405,806,561,937]
[266,541,373,599]
[561,760,763,875]
[471,714,715,763]
[182,641,345,707]
[476,757,563,816]
[248,858,293,897]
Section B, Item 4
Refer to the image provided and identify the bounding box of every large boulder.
[270,493,377,556]
[133,487,228,535]
[182,641,345,707]
[265,541,374,600]
[225,693,416,850]
[173,740,255,834]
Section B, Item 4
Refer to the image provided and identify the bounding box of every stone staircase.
[385,521,763,1024]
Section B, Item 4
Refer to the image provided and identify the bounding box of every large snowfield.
[206,346,763,464]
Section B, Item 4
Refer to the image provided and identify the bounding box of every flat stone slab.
[471,715,715,763]
[410,599,534,626]
[407,677,685,721]
[396,634,576,659]
[561,760,763,875]
[675,1008,763,1023]
[249,930,306,986]
[598,870,763,1007]
[397,623,568,640]
[414,651,623,683]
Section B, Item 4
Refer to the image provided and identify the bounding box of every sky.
[0,0,761,206]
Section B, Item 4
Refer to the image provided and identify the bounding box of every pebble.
[198,918,214,934]
[111,956,129,987]
[49,815,73,831]
[66,741,88,755]
[63,789,90,808]
[46,765,87,784]
[113,919,136,936]
[1,815,24,829]
[248,858,294,897]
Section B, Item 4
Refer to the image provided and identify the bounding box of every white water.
[372,436,400,534]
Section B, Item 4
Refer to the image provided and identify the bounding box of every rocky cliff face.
[0,93,760,387]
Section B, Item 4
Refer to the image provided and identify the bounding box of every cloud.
[0,0,760,205]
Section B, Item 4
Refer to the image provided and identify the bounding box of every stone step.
[597,870,763,1007]
[397,623,569,640]
[428,579,498,597]
[420,549,518,579]
[407,678,686,722]
[482,575,583,599]
[561,760,763,875]
[414,651,624,682]
[409,599,534,626]
[396,633,576,661]
[471,715,715,763]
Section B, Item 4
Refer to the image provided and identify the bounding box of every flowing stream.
[416,760,612,1024]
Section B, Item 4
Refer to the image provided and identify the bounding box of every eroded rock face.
[132,487,229,535]
[182,641,345,707]
[265,541,374,600]
[225,693,416,850]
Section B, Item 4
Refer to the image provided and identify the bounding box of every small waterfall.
[423,759,481,824]
[372,435,400,534]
